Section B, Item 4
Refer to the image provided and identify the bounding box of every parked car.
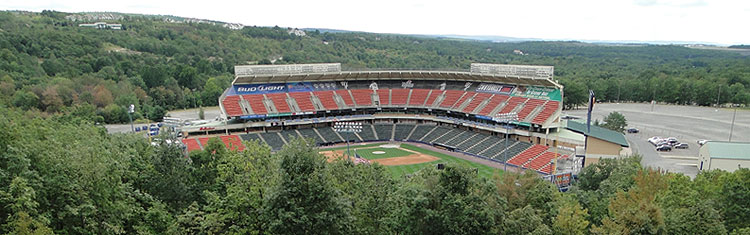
[697,140,709,146]
[656,145,672,151]
[627,128,640,133]
[667,137,678,144]
[674,143,688,149]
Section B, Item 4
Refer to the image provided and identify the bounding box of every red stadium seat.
[182,138,202,152]
[522,151,559,170]
[376,89,390,105]
[351,89,373,106]
[424,90,441,107]
[241,94,267,114]
[517,99,546,120]
[408,89,430,106]
[221,95,243,117]
[313,90,340,110]
[439,90,464,108]
[267,93,291,113]
[507,145,549,166]
[335,90,355,106]
[462,92,491,113]
[391,89,410,105]
[289,92,315,112]
[478,94,509,116]
[498,97,527,114]
[531,101,560,125]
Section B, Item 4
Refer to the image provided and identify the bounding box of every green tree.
[601,111,627,133]
[719,168,750,231]
[552,195,590,235]
[264,137,353,234]
[12,91,39,110]
[198,106,205,120]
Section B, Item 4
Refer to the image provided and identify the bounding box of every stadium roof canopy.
[565,120,629,147]
[702,141,750,160]
[232,63,562,89]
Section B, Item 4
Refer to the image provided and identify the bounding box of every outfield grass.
[394,144,502,179]
[354,147,413,160]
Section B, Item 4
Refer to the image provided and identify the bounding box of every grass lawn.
[354,147,413,160]
[388,144,502,179]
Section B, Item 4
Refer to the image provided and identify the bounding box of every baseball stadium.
[180,63,627,178]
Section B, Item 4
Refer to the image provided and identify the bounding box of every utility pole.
[729,106,737,142]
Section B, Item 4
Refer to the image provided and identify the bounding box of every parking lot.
[566,102,750,178]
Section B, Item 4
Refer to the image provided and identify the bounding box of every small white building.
[79,22,122,30]
[698,141,750,172]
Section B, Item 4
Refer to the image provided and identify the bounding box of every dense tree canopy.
[1,11,750,124]
[1,106,749,233]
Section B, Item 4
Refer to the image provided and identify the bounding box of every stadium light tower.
[494,112,518,171]
[334,122,363,159]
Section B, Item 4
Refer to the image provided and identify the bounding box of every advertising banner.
[233,83,287,95]
[513,86,562,101]
[475,83,515,94]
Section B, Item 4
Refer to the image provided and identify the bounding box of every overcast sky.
[2,0,748,45]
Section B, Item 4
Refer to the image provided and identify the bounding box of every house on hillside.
[78,22,122,30]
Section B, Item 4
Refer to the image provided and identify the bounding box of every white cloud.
[1,0,747,45]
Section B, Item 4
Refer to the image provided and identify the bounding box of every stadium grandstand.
[182,63,588,175]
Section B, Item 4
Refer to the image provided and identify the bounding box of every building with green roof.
[564,120,630,166]
[698,141,750,172]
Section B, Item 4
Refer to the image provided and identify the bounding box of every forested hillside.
[1,11,750,123]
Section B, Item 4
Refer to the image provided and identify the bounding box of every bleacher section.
[351,89,373,106]
[222,96,243,116]
[432,128,459,144]
[439,90,464,108]
[494,141,533,161]
[358,124,377,141]
[408,125,434,141]
[444,130,475,147]
[391,89,409,105]
[424,90,440,107]
[498,96,526,114]
[393,124,415,141]
[453,91,475,109]
[531,101,559,125]
[478,95,508,116]
[462,93,491,113]
[517,99,544,120]
[260,132,285,151]
[540,163,555,174]
[376,89,390,105]
[182,138,201,152]
[313,91,339,110]
[267,93,291,113]
[316,127,343,143]
[507,145,549,166]
[523,152,559,170]
[220,135,245,151]
[374,124,393,141]
[298,128,324,145]
[408,89,429,106]
[335,90,354,106]
[243,94,267,114]
[289,92,315,112]
[456,132,488,150]
[421,126,451,142]
[240,133,263,143]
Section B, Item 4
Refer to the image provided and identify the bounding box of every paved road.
[566,102,749,178]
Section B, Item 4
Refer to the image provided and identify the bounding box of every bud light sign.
[234,84,287,94]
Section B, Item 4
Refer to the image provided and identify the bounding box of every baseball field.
[320,143,502,178]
